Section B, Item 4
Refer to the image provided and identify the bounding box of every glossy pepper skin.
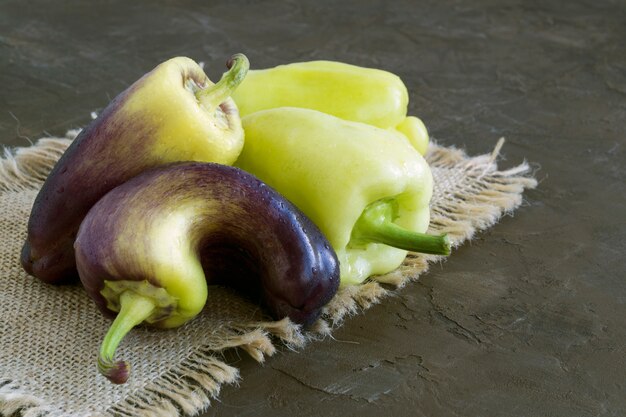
[236,107,449,286]
[231,60,430,154]
[75,162,339,384]
[21,54,249,284]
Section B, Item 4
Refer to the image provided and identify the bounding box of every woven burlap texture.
[0,130,537,417]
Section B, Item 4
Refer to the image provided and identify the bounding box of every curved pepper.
[235,107,449,286]
[75,162,339,383]
[231,60,430,154]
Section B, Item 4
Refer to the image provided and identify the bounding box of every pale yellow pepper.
[236,108,449,286]
[231,60,430,154]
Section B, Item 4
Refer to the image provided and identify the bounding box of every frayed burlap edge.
[0,132,537,417]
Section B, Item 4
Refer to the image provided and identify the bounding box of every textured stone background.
[1,0,625,416]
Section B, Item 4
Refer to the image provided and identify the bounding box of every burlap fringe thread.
[0,131,537,417]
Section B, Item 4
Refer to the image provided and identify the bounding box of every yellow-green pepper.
[235,107,449,286]
[231,60,430,155]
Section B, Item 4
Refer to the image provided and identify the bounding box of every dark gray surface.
[1,1,625,416]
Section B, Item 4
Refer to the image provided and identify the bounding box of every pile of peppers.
[22,55,451,384]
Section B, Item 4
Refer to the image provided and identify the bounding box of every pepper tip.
[98,357,130,384]
[226,53,247,70]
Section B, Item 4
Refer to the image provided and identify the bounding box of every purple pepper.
[74,162,339,384]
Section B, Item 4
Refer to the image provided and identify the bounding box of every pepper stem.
[352,200,451,256]
[197,53,249,113]
[98,291,156,384]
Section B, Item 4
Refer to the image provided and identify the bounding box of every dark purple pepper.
[74,162,339,383]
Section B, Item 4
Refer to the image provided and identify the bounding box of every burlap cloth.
[0,130,537,417]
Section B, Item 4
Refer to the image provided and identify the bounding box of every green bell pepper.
[231,60,430,155]
[235,107,450,286]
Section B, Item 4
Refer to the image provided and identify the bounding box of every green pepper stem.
[197,53,249,112]
[352,201,451,256]
[98,291,156,384]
